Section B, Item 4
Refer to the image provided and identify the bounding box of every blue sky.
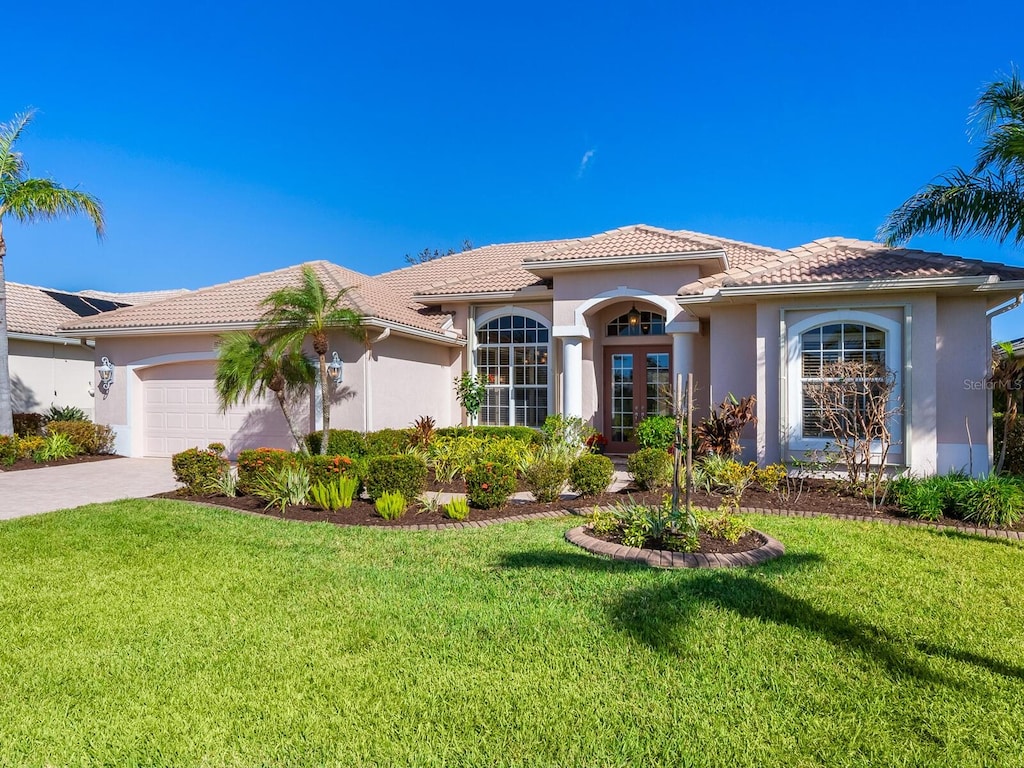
[4,1,1024,337]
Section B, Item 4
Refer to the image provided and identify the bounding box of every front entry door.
[604,347,671,453]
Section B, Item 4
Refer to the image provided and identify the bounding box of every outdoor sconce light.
[626,305,641,333]
[97,357,114,398]
[327,351,343,384]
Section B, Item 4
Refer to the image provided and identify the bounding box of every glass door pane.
[611,353,634,443]
[645,352,670,417]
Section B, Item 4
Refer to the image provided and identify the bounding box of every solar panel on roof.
[42,290,128,317]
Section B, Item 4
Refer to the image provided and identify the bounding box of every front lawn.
[1,500,1023,767]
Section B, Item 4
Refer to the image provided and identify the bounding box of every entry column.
[560,335,585,419]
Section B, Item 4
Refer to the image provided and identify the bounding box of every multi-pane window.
[606,310,666,336]
[800,323,886,438]
[475,315,550,427]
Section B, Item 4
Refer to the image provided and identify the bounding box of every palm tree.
[0,110,104,435]
[990,341,1024,473]
[879,68,1024,247]
[214,331,317,453]
[257,265,363,455]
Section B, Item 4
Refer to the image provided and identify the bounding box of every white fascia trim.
[9,332,86,346]
[524,249,728,272]
[975,279,1024,292]
[716,275,994,298]
[361,318,466,346]
[413,290,522,302]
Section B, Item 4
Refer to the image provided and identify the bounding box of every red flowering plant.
[585,433,608,453]
[237,448,297,494]
[465,461,516,509]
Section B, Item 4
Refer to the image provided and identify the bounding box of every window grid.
[800,323,887,439]
[475,315,550,428]
[606,310,666,337]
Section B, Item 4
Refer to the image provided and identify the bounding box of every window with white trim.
[475,314,550,427]
[786,312,902,450]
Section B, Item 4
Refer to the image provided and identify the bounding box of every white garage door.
[142,362,302,458]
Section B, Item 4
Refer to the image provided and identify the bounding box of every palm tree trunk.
[319,353,330,456]
[274,389,309,455]
[997,397,1017,474]
[0,223,14,436]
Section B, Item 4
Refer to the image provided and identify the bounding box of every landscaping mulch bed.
[0,454,122,472]
[588,528,766,555]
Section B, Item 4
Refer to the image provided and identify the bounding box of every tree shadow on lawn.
[498,550,1024,688]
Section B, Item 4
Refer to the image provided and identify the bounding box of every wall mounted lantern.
[626,305,642,333]
[97,357,114,398]
[327,351,343,384]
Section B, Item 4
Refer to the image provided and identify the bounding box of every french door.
[603,346,672,453]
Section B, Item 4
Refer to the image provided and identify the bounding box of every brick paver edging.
[739,505,1024,541]
[565,525,785,569]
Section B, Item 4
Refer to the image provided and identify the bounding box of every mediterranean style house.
[54,224,1024,475]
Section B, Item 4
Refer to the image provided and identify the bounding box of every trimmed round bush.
[523,457,570,502]
[627,447,672,491]
[46,420,116,455]
[364,428,413,457]
[172,447,229,495]
[465,462,517,509]
[435,426,542,445]
[306,429,367,457]
[569,453,614,497]
[363,454,428,502]
[303,454,358,487]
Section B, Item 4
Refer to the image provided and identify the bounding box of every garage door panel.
[143,365,303,458]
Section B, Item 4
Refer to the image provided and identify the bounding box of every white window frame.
[785,310,902,453]
[473,307,553,427]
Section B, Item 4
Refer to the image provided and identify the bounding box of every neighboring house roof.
[60,261,458,341]
[679,237,1024,296]
[6,282,129,338]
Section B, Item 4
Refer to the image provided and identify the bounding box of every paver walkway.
[0,458,177,520]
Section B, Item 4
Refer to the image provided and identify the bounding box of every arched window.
[475,314,550,427]
[606,309,666,336]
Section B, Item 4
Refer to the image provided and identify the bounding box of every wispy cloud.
[577,148,596,178]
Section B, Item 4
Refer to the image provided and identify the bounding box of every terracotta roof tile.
[61,261,451,336]
[679,237,1024,294]
[524,224,726,263]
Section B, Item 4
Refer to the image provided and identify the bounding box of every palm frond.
[3,179,105,236]
[878,168,1024,246]
[0,110,34,184]
[257,265,363,340]
[214,332,315,409]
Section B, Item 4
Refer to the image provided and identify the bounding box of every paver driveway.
[0,458,176,520]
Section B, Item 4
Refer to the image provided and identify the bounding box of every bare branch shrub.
[803,359,901,509]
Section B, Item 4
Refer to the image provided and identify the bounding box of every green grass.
[1,500,1024,767]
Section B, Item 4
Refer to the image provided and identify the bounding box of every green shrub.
[540,414,595,461]
[588,507,619,535]
[994,414,1024,475]
[754,464,788,494]
[236,448,298,494]
[891,472,970,521]
[250,465,311,513]
[46,405,88,422]
[523,457,570,502]
[375,491,407,520]
[627,448,672,491]
[698,510,751,543]
[35,432,80,461]
[465,462,517,509]
[0,435,19,466]
[901,481,946,521]
[569,454,614,497]
[363,454,428,502]
[205,466,238,498]
[444,497,470,521]
[479,437,536,474]
[364,428,413,456]
[12,413,45,437]
[635,415,676,450]
[46,420,115,455]
[207,442,226,455]
[957,475,1024,527]
[303,454,358,487]
[435,426,541,444]
[306,429,367,458]
[171,447,229,495]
